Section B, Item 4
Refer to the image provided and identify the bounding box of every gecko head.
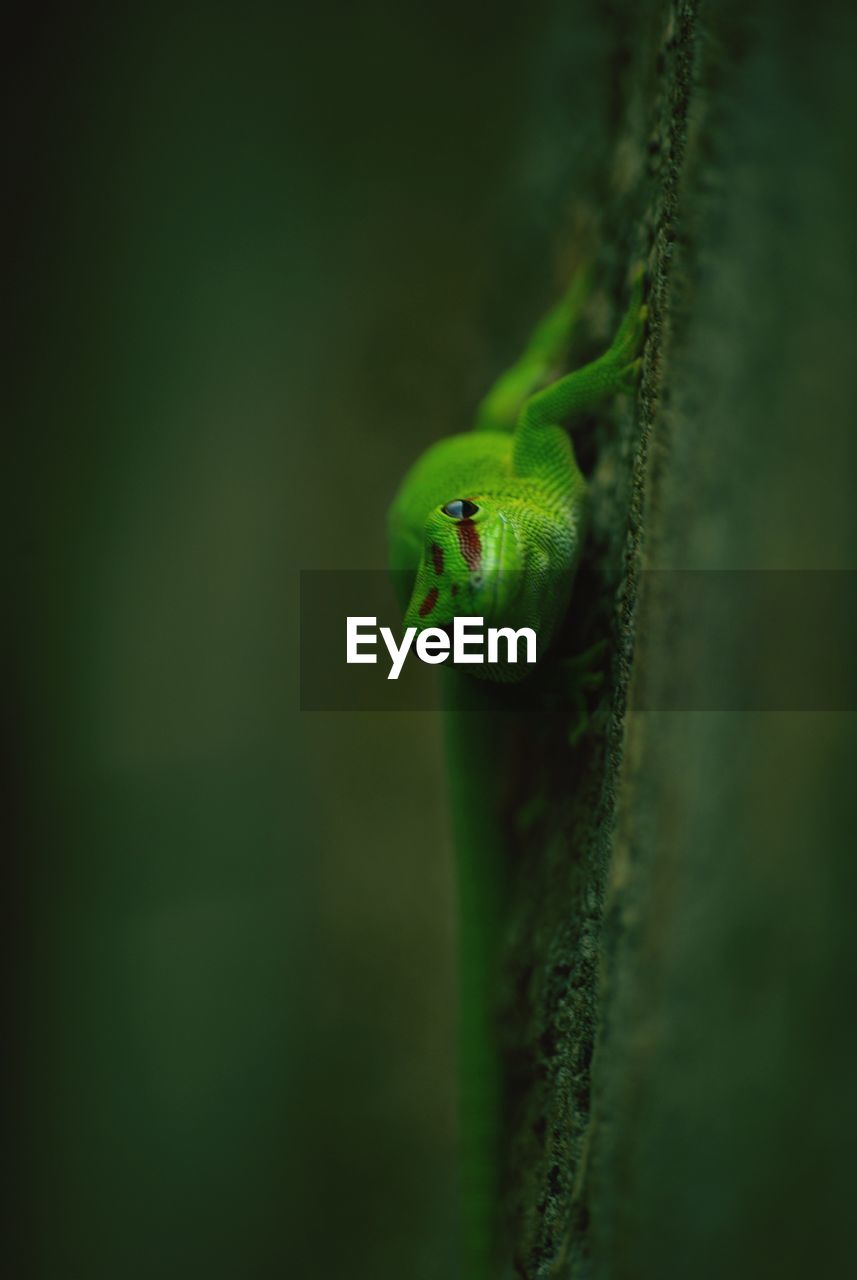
[402,497,525,631]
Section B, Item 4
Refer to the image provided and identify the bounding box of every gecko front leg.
[474,263,592,433]
[513,265,647,481]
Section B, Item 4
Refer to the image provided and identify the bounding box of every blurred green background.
[16,4,856,1277]
[7,3,617,1275]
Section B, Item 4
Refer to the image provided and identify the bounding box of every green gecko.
[389,265,646,678]
[387,263,646,1276]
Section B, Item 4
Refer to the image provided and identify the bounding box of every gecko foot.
[538,639,608,748]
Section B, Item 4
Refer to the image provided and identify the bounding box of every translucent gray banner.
[299,570,857,712]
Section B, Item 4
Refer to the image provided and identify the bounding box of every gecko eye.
[441,499,479,520]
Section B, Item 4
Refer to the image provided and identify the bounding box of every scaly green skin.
[389,266,645,679]
[387,266,646,1275]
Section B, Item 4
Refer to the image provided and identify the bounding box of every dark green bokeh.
[12,3,856,1277]
[8,3,613,1276]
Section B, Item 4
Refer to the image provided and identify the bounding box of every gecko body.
[387,264,646,1275]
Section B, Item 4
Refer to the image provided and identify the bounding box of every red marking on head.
[431,543,444,575]
[418,587,439,617]
[456,519,482,572]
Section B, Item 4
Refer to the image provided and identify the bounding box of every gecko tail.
[444,673,510,1278]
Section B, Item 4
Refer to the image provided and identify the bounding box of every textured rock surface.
[503,2,857,1275]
